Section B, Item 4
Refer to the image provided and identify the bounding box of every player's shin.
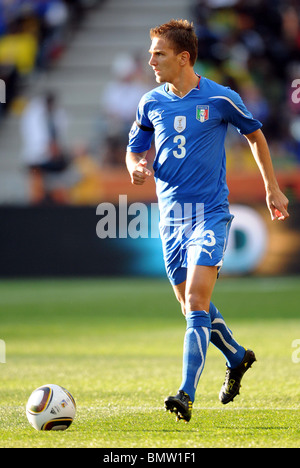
[179,310,211,402]
[209,302,246,368]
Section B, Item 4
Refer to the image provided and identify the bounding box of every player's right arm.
[126,151,152,185]
[126,92,154,185]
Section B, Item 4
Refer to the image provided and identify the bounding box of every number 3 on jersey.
[173,135,186,159]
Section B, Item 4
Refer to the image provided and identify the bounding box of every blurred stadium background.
[0,0,299,279]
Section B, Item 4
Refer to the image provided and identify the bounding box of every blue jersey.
[127,76,262,216]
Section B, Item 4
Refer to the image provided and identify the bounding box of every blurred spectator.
[0,12,38,76]
[0,0,105,122]
[69,143,103,205]
[99,53,150,167]
[0,0,104,80]
[35,0,69,69]
[20,91,72,204]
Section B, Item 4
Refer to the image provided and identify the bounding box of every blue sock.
[179,311,211,402]
[209,302,245,368]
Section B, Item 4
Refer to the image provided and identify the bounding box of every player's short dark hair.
[150,19,198,66]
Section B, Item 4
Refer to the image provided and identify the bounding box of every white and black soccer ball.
[26,384,76,431]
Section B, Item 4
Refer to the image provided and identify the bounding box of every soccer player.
[126,19,289,422]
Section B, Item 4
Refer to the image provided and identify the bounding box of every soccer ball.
[26,384,76,431]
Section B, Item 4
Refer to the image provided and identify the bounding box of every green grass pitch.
[0,276,299,448]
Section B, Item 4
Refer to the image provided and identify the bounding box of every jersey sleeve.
[127,95,154,153]
[211,88,263,135]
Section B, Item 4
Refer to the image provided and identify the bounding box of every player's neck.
[168,70,200,98]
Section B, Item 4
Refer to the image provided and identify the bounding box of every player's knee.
[185,292,209,314]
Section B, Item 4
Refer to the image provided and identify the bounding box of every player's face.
[149,37,181,83]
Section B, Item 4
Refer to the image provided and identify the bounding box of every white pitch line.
[71,406,300,412]
[4,405,300,412]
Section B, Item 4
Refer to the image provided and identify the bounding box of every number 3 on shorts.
[203,230,216,247]
[173,135,186,159]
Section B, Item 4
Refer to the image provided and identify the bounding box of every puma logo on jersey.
[202,248,215,259]
[148,109,165,120]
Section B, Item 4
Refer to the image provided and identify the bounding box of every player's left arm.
[244,128,289,221]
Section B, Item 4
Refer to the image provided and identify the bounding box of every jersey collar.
[165,74,201,96]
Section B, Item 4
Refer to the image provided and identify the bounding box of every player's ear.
[179,51,190,66]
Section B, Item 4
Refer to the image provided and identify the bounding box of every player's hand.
[266,188,289,221]
[130,159,152,185]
